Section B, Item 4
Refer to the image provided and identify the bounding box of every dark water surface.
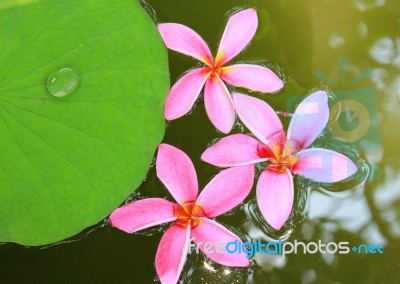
[1,0,400,283]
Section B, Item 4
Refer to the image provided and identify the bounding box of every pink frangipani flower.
[158,8,284,134]
[110,144,254,284]
[201,91,358,230]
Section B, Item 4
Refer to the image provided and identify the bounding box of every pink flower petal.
[156,225,191,284]
[292,148,358,183]
[158,23,213,66]
[221,64,283,93]
[216,8,258,66]
[201,134,267,167]
[196,165,254,217]
[192,218,250,267]
[165,68,210,120]
[204,76,235,134]
[233,93,284,144]
[287,91,329,149]
[156,144,198,205]
[109,198,176,233]
[256,167,294,230]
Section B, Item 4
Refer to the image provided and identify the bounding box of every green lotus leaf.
[0,0,169,245]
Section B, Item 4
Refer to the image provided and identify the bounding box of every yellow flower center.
[174,202,206,228]
[257,140,299,173]
[204,66,231,81]
[202,51,232,81]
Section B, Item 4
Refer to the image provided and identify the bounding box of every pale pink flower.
[201,91,358,230]
[110,144,254,284]
[158,8,284,133]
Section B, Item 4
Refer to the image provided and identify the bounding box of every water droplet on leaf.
[47,67,80,97]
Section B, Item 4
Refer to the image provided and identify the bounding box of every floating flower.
[201,91,358,230]
[110,144,254,284]
[158,8,283,133]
